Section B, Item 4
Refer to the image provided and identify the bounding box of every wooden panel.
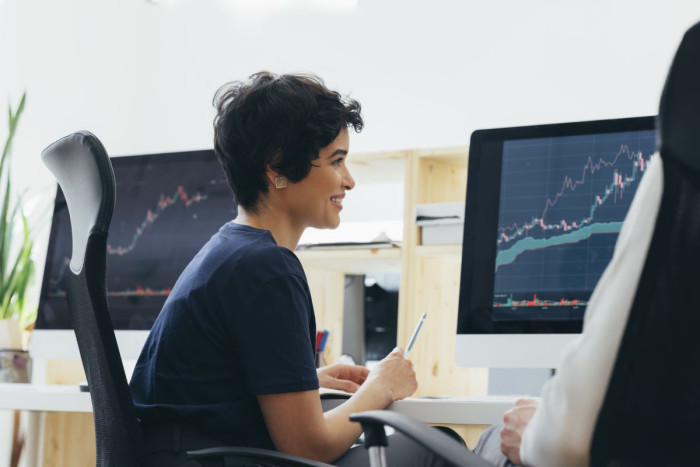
[416,244,462,260]
[398,151,421,359]
[406,257,487,397]
[42,412,95,467]
[42,360,94,467]
[416,157,467,246]
[297,247,401,275]
[416,146,469,166]
[399,150,486,398]
[44,360,85,385]
[347,148,407,165]
[303,267,346,365]
[434,424,489,450]
[347,153,406,185]
[417,158,468,205]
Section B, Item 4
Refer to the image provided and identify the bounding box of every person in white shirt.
[473,152,664,467]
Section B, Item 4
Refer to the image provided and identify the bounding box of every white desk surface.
[0,383,522,425]
[0,383,92,413]
[389,396,519,425]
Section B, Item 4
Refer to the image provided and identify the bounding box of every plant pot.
[0,319,30,383]
[0,349,30,383]
[0,319,22,349]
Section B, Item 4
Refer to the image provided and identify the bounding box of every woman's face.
[282,127,355,231]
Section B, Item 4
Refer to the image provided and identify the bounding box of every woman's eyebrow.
[326,149,348,158]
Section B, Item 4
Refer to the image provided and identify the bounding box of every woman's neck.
[234,207,303,251]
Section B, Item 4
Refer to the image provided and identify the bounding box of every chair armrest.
[321,391,351,412]
[349,410,494,467]
[187,446,334,467]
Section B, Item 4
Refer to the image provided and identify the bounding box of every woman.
[130,71,448,466]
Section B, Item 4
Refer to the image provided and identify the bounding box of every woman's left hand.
[317,363,370,393]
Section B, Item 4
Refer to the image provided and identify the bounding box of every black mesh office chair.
[589,20,700,467]
[40,131,486,467]
[41,133,144,466]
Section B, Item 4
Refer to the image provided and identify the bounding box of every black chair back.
[590,21,700,466]
[41,132,144,467]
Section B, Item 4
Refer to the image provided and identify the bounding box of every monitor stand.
[488,368,554,396]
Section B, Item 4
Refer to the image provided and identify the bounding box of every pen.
[404,312,427,358]
[319,329,330,353]
[316,331,323,352]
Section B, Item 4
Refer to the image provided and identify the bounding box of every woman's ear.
[266,150,288,188]
[265,166,287,189]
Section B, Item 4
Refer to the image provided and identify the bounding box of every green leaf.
[2,236,31,319]
[11,216,33,314]
[0,178,12,285]
[1,92,34,327]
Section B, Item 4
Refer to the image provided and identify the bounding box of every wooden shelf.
[348,145,467,164]
[415,244,462,261]
[416,146,469,167]
[348,148,407,164]
[296,246,402,274]
[347,152,406,184]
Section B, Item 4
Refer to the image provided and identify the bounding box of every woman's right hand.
[365,347,418,402]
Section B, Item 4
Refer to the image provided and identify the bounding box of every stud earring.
[275,177,287,189]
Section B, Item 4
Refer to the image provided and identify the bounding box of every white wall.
[3,0,700,171]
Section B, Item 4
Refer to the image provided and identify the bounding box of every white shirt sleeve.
[519,154,664,467]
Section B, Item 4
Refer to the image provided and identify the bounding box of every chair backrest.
[41,132,144,467]
[590,22,700,466]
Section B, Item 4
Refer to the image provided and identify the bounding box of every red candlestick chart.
[492,130,656,314]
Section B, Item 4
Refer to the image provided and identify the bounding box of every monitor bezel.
[457,116,657,336]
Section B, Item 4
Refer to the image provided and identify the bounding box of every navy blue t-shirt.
[129,222,319,449]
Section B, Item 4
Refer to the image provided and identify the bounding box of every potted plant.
[0,93,35,384]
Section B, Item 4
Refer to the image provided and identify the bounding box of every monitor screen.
[456,116,656,368]
[33,150,236,359]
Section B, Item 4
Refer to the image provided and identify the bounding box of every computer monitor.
[456,116,656,368]
[32,149,237,360]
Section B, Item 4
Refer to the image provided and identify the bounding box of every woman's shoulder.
[216,222,303,276]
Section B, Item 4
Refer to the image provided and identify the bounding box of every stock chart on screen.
[492,130,656,322]
[37,150,237,330]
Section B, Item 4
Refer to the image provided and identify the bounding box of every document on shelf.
[415,202,465,226]
[297,232,401,250]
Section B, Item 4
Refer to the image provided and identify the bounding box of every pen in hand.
[404,312,427,358]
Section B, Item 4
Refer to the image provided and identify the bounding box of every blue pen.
[319,329,330,352]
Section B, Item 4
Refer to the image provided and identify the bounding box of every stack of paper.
[415,202,465,245]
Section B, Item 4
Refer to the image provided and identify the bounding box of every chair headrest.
[658,21,700,171]
[41,131,114,274]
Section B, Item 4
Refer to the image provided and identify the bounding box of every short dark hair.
[213,71,364,212]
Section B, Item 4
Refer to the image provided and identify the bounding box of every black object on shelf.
[364,283,398,362]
